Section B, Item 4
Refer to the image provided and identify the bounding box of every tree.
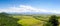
[46,15,59,26]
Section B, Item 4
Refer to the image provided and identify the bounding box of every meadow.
[0,12,60,26]
[13,15,59,26]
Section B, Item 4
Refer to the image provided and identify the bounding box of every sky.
[0,0,60,14]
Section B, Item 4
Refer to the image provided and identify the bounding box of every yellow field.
[13,15,60,26]
[12,15,48,26]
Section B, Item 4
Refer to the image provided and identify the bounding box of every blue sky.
[0,0,60,14]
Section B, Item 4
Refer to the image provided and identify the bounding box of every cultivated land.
[13,14,60,26]
[0,13,60,26]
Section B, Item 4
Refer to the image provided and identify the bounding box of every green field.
[13,15,60,26]
[0,13,60,26]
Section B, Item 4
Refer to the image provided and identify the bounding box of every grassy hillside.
[0,13,60,26]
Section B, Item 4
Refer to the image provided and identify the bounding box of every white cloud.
[0,5,60,14]
[0,9,2,12]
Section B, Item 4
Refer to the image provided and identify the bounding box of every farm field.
[0,13,60,26]
[13,15,60,26]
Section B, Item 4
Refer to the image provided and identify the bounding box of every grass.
[12,15,60,26]
[12,15,49,26]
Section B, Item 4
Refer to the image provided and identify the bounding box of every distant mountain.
[6,12,57,15]
[1,11,59,15]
